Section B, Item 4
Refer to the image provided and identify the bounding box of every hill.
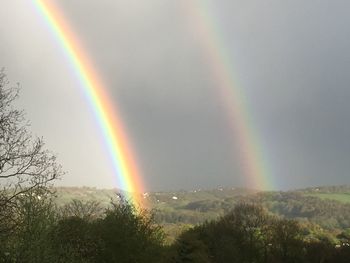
[297,185,350,204]
[54,186,350,232]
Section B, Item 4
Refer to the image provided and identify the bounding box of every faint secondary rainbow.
[184,1,273,190]
[34,0,145,204]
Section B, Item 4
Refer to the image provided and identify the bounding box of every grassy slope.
[300,185,350,203]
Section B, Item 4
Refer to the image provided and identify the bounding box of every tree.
[93,200,165,263]
[172,203,272,263]
[171,203,314,263]
[269,219,305,263]
[50,200,166,263]
[0,72,62,238]
[49,216,97,263]
[59,199,103,221]
[218,203,271,262]
[172,228,211,263]
[5,192,58,262]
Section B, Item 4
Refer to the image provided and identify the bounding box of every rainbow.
[34,0,145,205]
[184,1,273,190]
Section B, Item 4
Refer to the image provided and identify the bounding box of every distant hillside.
[53,185,350,235]
[298,185,350,194]
[297,185,350,204]
[54,187,118,207]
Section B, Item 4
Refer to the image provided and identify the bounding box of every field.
[305,193,350,203]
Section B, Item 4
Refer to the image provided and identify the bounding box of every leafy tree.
[6,191,58,262]
[172,229,211,263]
[304,239,334,263]
[223,203,270,262]
[93,200,165,263]
[49,216,97,263]
[172,203,272,263]
[269,219,305,263]
[171,203,318,263]
[49,200,165,263]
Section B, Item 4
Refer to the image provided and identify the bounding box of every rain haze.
[1,0,349,191]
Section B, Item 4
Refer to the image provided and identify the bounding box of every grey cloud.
[0,0,349,190]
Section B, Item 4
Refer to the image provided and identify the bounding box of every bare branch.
[0,72,63,237]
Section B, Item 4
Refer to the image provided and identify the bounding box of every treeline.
[253,192,350,230]
[1,193,350,263]
[154,191,350,231]
[171,203,350,263]
[300,185,350,193]
[0,194,164,262]
[53,187,350,232]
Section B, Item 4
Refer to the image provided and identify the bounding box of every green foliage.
[0,193,166,262]
[257,191,350,230]
[172,229,211,263]
[269,219,305,262]
[170,203,350,263]
[48,200,165,263]
[52,186,350,243]
[171,203,303,263]
[92,201,165,263]
[3,194,350,262]
[49,217,97,263]
[305,193,350,204]
[0,190,58,262]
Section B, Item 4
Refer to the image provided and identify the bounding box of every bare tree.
[59,199,103,220]
[0,72,62,236]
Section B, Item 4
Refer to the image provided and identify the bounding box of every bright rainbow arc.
[185,1,273,190]
[35,0,272,193]
[34,0,145,205]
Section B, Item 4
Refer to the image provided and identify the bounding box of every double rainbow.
[185,1,273,190]
[34,0,145,205]
[35,0,273,201]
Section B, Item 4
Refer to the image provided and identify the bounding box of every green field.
[306,193,350,203]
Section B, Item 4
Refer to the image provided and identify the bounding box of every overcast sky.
[1,0,349,191]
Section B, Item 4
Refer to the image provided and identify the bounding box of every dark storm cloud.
[1,0,349,190]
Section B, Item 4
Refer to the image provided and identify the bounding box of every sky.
[0,0,349,191]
